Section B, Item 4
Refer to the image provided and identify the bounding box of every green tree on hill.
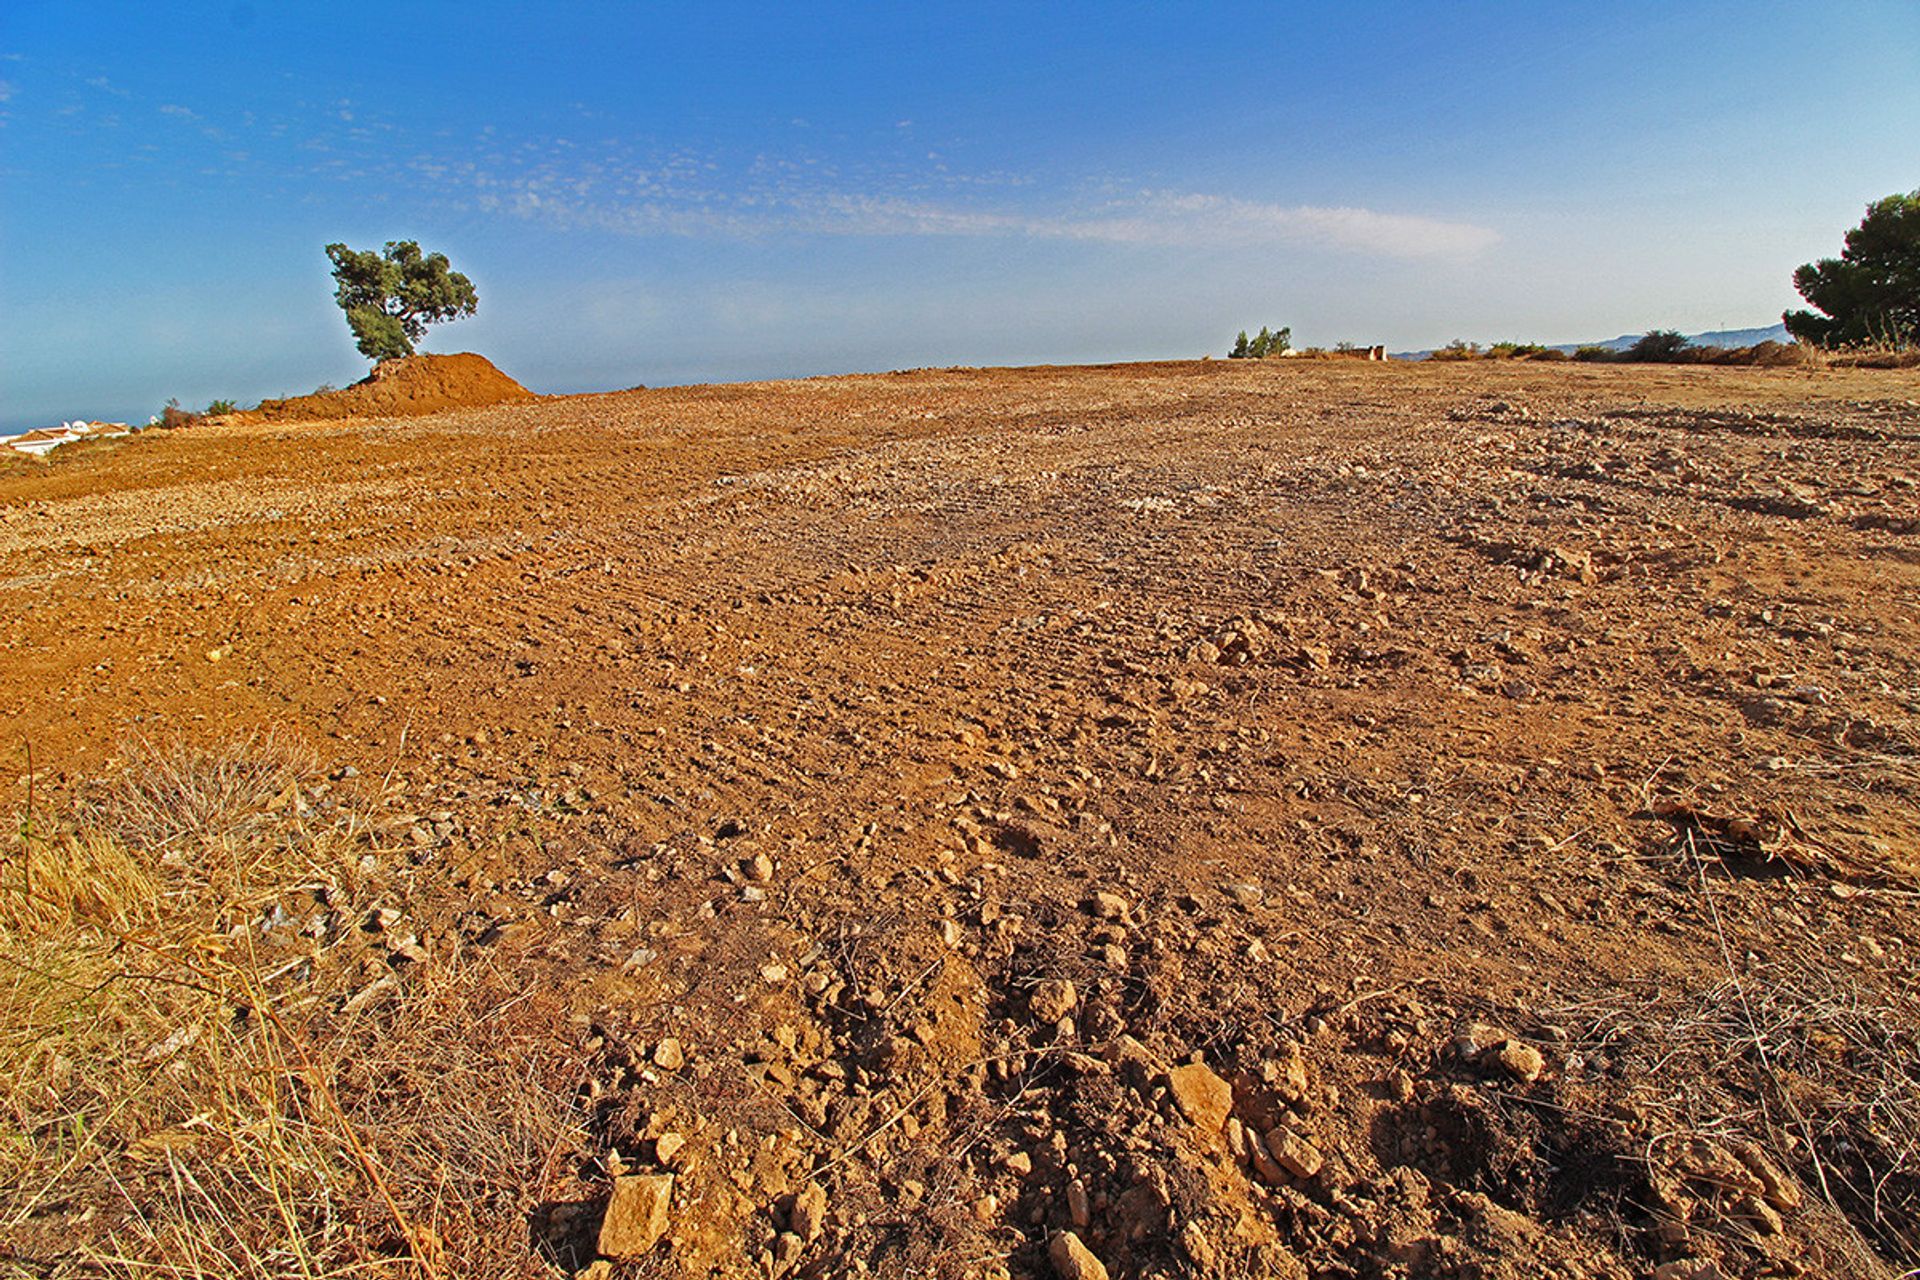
[1229,325,1292,358]
[325,240,478,364]
[1784,190,1920,348]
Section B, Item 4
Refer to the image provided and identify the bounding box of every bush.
[1428,339,1481,361]
[1573,346,1616,362]
[205,399,237,416]
[1743,340,1808,367]
[1487,340,1553,358]
[153,398,200,429]
[1622,330,1692,362]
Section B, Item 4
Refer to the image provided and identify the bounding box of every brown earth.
[246,351,536,422]
[3,359,1919,1279]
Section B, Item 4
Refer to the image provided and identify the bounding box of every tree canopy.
[324,240,478,364]
[1783,191,1920,348]
[1229,325,1291,359]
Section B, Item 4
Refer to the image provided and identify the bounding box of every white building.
[2,421,132,456]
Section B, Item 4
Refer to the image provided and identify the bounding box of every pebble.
[1267,1043,1310,1105]
[1166,1061,1233,1137]
[1066,1178,1091,1228]
[598,1173,673,1258]
[791,1181,828,1241]
[1048,1230,1111,1280]
[1179,1220,1215,1269]
[1453,1023,1508,1059]
[1087,891,1129,921]
[1030,978,1078,1024]
[1495,1040,1546,1083]
[1264,1126,1324,1179]
[652,1038,685,1071]
[1222,881,1264,906]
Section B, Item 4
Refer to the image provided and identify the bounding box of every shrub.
[1622,330,1692,362]
[205,399,237,416]
[1573,346,1616,362]
[154,398,201,429]
[1487,341,1554,359]
[1428,339,1481,362]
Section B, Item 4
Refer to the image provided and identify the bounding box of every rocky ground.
[3,359,1918,1279]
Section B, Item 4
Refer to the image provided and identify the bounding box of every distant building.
[2,420,132,456]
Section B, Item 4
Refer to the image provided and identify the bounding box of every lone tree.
[325,240,478,363]
[1784,190,1920,348]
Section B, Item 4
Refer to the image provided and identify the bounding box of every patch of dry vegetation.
[1,738,585,1278]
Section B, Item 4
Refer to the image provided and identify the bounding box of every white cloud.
[0,79,12,103]
[1072,192,1499,257]
[481,178,1496,260]
[799,190,1498,258]
[75,81,1495,262]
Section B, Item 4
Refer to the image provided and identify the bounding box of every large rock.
[599,1173,672,1258]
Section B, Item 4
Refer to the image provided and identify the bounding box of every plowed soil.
[4,359,1920,1279]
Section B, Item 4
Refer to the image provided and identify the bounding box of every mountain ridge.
[1391,321,1791,361]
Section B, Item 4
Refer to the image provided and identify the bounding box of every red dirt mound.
[248,352,534,422]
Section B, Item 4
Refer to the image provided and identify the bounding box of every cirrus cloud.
[801,190,1497,258]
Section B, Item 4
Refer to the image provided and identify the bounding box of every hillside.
[2,359,1917,1279]
[1392,322,1793,361]
[1571,322,1794,353]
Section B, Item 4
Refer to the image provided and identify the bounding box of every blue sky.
[2,2,1917,430]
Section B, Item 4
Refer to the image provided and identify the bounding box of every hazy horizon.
[4,2,1917,432]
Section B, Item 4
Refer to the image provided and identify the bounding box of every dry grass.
[100,731,315,853]
[1554,946,1919,1278]
[1,737,587,1278]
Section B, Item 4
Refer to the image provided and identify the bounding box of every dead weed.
[1,736,585,1277]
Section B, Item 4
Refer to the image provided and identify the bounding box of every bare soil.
[247,351,535,422]
[3,359,1919,1279]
